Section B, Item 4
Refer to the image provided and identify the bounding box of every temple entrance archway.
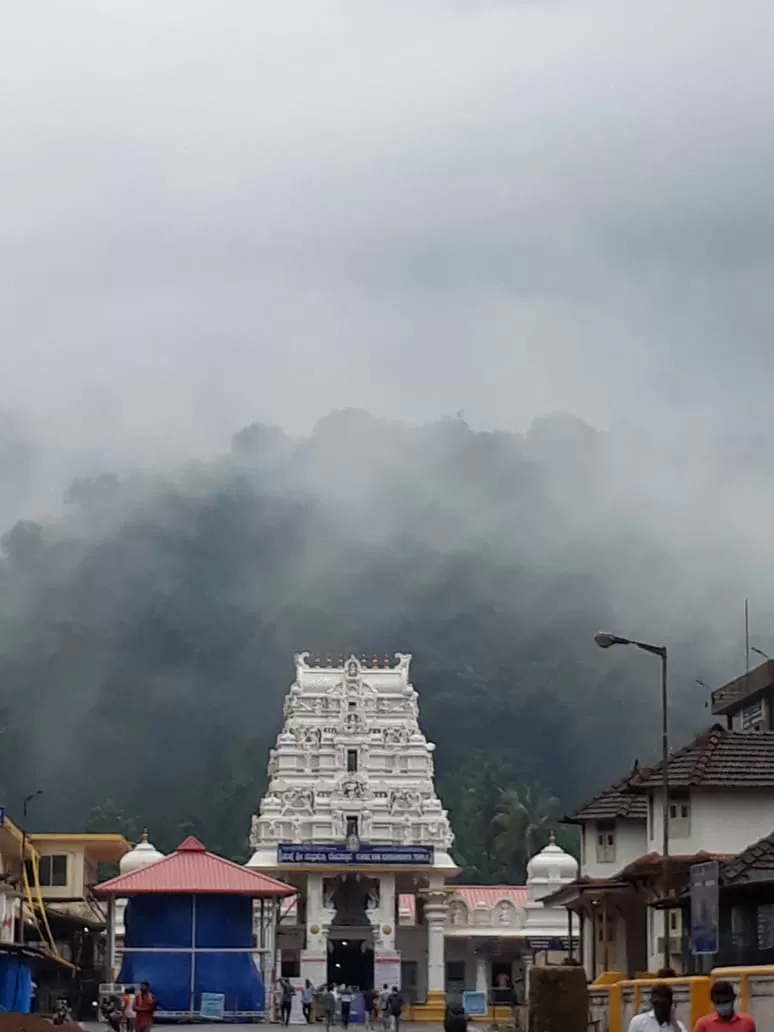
[327,938,375,989]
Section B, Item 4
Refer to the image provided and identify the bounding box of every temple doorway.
[327,939,374,989]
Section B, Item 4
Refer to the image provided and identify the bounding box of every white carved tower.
[248,653,456,1000]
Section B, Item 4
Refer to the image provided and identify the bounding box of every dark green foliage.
[0,412,710,871]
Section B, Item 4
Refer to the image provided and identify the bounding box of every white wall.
[580,819,647,879]
[646,789,774,856]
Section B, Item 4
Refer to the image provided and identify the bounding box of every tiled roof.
[722,833,774,884]
[626,725,774,790]
[564,764,648,823]
[617,851,730,879]
[93,835,295,897]
[398,886,527,921]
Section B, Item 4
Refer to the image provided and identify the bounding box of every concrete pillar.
[301,874,327,988]
[424,890,447,1004]
[374,873,401,989]
[475,952,488,994]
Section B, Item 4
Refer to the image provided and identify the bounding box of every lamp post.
[17,790,43,943]
[594,632,670,971]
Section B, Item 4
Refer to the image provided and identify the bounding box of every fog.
[4,0,774,656]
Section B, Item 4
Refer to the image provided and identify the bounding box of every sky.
[3,0,774,464]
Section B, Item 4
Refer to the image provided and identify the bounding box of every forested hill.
[0,410,752,881]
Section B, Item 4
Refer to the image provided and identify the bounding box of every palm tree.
[493,784,560,881]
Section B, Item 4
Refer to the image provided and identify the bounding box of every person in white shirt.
[628,984,687,1032]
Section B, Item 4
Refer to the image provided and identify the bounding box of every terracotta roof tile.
[627,725,774,790]
[93,835,295,897]
[564,764,648,823]
[617,850,730,879]
[722,832,774,883]
[398,886,528,920]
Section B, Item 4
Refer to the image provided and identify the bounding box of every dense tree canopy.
[0,410,730,880]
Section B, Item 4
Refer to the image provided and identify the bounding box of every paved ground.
[81,1025,446,1031]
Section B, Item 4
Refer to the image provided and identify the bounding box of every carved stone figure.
[402,814,412,843]
[383,726,409,747]
[281,787,314,814]
[389,788,423,814]
[249,814,260,849]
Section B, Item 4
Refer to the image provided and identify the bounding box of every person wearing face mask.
[693,980,756,1031]
[628,984,686,1031]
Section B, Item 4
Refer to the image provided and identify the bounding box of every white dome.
[119,830,165,874]
[526,831,578,885]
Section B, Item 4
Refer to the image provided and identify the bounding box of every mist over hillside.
[5,0,774,879]
[0,408,763,874]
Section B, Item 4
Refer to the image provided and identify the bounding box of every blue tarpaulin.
[118,895,265,1016]
[0,953,33,1013]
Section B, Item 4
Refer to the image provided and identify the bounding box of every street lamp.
[751,647,769,661]
[595,631,670,970]
[17,790,43,943]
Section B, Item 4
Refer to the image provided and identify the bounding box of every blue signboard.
[462,991,488,1017]
[525,937,570,951]
[200,993,226,1020]
[0,808,5,827]
[690,860,719,955]
[277,844,434,865]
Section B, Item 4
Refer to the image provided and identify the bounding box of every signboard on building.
[741,699,764,731]
[199,993,226,1021]
[277,844,434,865]
[524,937,570,951]
[690,860,719,955]
[462,992,488,1017]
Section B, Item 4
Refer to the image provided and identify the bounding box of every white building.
[548,702,774,978]
[247,653,577,1016]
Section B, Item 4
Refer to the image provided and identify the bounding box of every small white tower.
[114,830,165,960]
[522,831,579,951]
[525,830,578,904]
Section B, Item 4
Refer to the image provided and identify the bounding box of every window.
[347,749,358,772]
[595,912,615,942]
[36,854,68,887]
[401,960,419,1003]
[595,824,616,863]
[669,796,691,838]
[346,816,359,838]
[348,700,357,711]
[445,960,466,999]
[280,952,300,978]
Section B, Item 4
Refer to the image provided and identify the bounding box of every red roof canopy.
[93,835,295,898]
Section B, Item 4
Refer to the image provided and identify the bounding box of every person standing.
[123,986,137,1032]
[387,987,403,1032]
[301,980,314,1024]
[363,986,377,1030]
[321,984,336,1031]
[379,984,391,1032]
[693,981,756,1031]
[280,978,295,1027]
[339,984,353,1030]
[444,1002,469,1032]
[134,982,157,1032]
[627,984,686,1032]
